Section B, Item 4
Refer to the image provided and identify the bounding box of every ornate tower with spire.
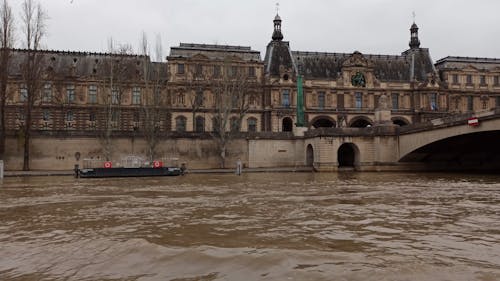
[409,22,421,49]
[272,14,284,41]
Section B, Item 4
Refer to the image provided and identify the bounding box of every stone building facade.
[2,14,500,170]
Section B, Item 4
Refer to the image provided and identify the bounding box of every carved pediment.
[224,55,243,62]
[190,53,209,60]
[342,51,373,68]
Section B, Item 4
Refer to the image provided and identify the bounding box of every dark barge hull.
[78,167,183,178]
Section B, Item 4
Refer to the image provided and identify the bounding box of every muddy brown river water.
[0,172,499,281]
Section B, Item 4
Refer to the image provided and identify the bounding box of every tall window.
[43,83,52,103]
[452,74,458,84]
[467,96,474,111]
[177,93,185,106]
[480,75,486,85]
[230,117,240,132]
[195,64,203,77]
[177,63,185,74]
[391,93,399,110]
[496,96,500,108]
[66,111,74,122]
[248,66,256,77]
[466,74,473,85]
[282,89,290,107]
[19,84,27,102]
[213,65,221,77]
[88,85,97,104]
[195,116,205,132]
[111,111,120,122]
[247,117,257,132]
[355,92,362,109]
[111,88,119,104]
[212,117,220,133]
[132,87,141,105]
[195,90,204,107]
[67,85,75,103]
[42,110,51,121]
[89,112,96,122]
[175,116,186,132]
[229,65,238,77]
[494,76,499,86]
[133,111,140,123]
[482,98,488,110]
[430,93,437,110]
[318,92,325,109]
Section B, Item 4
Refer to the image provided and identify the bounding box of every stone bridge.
[303,109,500,172]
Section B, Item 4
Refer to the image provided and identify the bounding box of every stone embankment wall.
[4,136,305,171]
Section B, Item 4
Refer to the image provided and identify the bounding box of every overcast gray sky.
[10,0,500,62]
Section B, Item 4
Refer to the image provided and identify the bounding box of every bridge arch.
[398,117,500,168]
[310,116,336,128]
[349,116,373,128]
[338,142,360,168]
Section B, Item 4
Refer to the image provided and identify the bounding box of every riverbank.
[3,167,313,177]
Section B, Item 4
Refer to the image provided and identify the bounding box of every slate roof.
[435,56,500,71]
[7,49,166,81]
[264,41,296,76]
[291,48,435,82]
[169,43,261,62]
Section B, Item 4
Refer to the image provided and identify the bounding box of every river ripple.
[0,172,499,281]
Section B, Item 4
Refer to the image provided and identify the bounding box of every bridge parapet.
[400,108,500,135]
[304,126,399,138]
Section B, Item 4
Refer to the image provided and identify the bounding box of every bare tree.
[96,39,133,161]
[186,66,206,133]
[211,60,253,168]
[20,0,47,170]
[0,0,14,159]
[139,32,166,162]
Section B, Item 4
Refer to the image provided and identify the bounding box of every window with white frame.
[19,84,28,102]
[67,85,75,103]
[43,83,52,103]
[88,85,97,104]
[132,87,141,105]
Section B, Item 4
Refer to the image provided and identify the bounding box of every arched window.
[195,116,205,132]
[247,117,257,132]
[175,116,187,132]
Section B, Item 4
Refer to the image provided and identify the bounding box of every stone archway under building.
[310,116,336,128]
[349,116,373,128]
[306,144,314,167]
[338,143,360,168]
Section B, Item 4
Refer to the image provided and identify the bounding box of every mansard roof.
[264,40,296,77]
[293,48,435,82]
[7,49,166,81]
[168,43,261,62]
[435,56,500,71]
[9,49,167,80]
